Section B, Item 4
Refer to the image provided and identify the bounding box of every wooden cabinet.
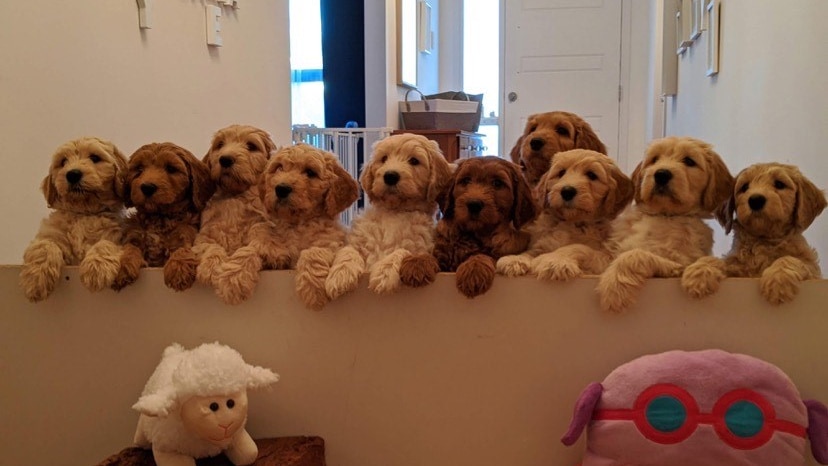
[391,129,486,162]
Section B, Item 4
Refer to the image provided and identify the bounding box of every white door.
[503,0,623,159]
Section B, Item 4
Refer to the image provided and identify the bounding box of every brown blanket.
[95,437,325,466]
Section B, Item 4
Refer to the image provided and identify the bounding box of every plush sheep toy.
[561,349,828,466]
[132,342,279,466]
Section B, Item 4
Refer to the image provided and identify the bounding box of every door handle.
[508,92,518,103]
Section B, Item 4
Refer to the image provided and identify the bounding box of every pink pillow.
[562,350,828,466]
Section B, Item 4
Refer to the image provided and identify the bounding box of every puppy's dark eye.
[60,158,67,167]
[134,165,144,174]
[651,156,660,164]
[492,179,505,189]
[586,171,598,181]
[682,157,697,167]
[529,125,538,133]
[555,126,570,137]
[305,169,318,178]
[558,169,566,177]
[165,164,178,174]
[246,142,259,152]
[274,164,283,172]
[226,399,235,409]
[459,176,472,186]
[381,155,388,163]
[739,183,749,193]
[215,141,224,150]
[774,180,788,190]
[89,154,102,163]
[209,402,219,412]
[409,158,420,166]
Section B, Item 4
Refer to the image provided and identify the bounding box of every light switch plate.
[206,5,223,47]
[136,0,152,29]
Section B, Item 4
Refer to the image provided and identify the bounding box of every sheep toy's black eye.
[226,399,235,409]
[209,402,219,412]
[586,171,598,181]
[774,180,788,190]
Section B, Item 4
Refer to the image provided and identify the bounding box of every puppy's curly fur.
[497,149,633,281]
[214,144,358,309]
[20,137,128,301]
[597,137,734,313]
[114,142,214,292]
[188,125,276,303]
[401,156,538,298]
[325,134,452,298]
[509,111,607,187]
[682,163,826,305]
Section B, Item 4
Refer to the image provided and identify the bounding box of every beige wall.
[3,267,827,465]
[0,0,291,264]
[662,0,828,264]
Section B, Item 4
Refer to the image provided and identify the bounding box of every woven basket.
[399,89,481,132]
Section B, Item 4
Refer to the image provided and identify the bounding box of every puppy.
[509,111,607,187]
[400,156,538,298]
[597,137,734,313]
[189,125,276,303]
[214,144,358,309]
[682,163,826,305]
[20,137,128,301]
[497,149,633,281]
[325,133,452,298]
[114,142,214,291]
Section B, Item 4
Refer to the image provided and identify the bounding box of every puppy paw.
[368,251,409,295]
[399,254,440,288]
[533,255,581,281]
[597,273,640,313]
[456,255,496,298]
[161,247,198,292]
[760,269,800,306]
[296,247,335,310]
[214,257,262,305]
[80,254,120,292]
[263,250,292,270]
[112,266,139,291]
[196,250,227,286]
[325,247,364,299]
[20,241,64,302]
[496,255,531,277]
[681,259,724,299]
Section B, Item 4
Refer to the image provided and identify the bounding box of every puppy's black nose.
[275,184,293,199]
[654,169,673,186]
[65,169,83,184]
[140,183,158,197]
[529,138,545,151]
[383,171,400,186]
[219,156,234,168]
[748,194,766,211]
[466,200,484,215]
[560,186,577,201]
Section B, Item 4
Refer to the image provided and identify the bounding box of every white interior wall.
[0,0,291,265]
[663,0,828,265]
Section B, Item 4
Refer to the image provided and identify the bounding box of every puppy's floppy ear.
[324,158,359,217]
[509,136,523,164]
[601,161,634,219]
[630,162,644,205]
[535,168,556,209]
[179,147,214,211]
[257,129,277,158]
[105,141,129,199]
[573,120,607,155]
[438,162,462,220]
[793,170,827,231]
[716,191,736,234]
[359,141,381,198]
[700,148,734,213]
[41,174,58,208]
[426,140,452,204]
[509,161,538,228]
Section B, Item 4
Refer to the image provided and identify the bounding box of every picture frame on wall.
[691,0,703,39]
[676,0,693,54]
[418,1,433,54]
[706,0,720,76]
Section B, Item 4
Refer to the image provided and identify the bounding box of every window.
[463,0,500,154]
[289,0,325,127]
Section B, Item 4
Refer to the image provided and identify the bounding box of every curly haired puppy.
[325,133,452,298]
[187,125,276,302]
[400,156,538,298]
[682,163,826,305]
[497,149,633,281]
[509,111,607,187]
[214,144,358,308]
[20,137,128,302]
[114,143,214,291]
[597,137,734,313]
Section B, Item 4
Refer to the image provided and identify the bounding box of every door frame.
[498,0,634,170]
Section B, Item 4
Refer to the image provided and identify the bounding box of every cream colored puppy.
[190,125,276,303]
[682,163,826,305]
[20,137,127,301]
[597,137,734,313]
[325,133,452,297]
[497,149,633,280]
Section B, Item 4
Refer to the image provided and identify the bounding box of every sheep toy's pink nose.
[219,422,233,431]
